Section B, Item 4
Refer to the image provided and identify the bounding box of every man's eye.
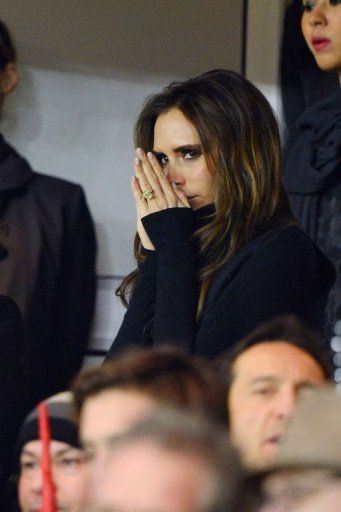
[253,387,274,396]
[21,460,38,472]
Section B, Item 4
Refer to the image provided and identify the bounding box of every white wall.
[246,0,285,120]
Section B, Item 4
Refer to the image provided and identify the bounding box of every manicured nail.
[147,151,154,160]
[134,157,140,166]
[136,148,144,158]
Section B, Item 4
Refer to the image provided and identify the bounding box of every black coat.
[0,295,27,503]
[107,207,335,360]
[0,134,97,406]
[283,90,341,338]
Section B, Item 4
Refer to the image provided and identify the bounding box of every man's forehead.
[231,341,323,382]
[23,439,76,455]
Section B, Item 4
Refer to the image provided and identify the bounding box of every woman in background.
[283,0,341,339]
[107,69,335,360]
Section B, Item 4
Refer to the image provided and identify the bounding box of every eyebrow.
[296,381,319,391]
[249,376,280,386]
[248,377,320,389]
[21,449,38,458]
[21,446,76,458]
[82,435,122,452]
[153,144,201,155]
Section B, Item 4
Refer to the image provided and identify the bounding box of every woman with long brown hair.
[106,69,334,359]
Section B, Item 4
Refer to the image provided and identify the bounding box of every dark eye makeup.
[303,0,341,11]
[180,145,202,159]
[153,152,169,166]
[153,145,202,166]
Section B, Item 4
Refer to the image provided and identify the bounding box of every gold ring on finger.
[142,188,154,200]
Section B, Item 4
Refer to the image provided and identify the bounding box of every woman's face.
[301,0,341,73]
[153,108,214,211]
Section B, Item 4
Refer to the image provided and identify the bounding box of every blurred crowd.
[4,314,341,512]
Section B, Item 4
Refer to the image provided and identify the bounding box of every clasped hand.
[131,148,190,250]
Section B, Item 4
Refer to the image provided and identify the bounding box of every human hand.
[131,148,190,250]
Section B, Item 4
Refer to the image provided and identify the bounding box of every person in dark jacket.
[0,20,97,406]
[282,0,341,340]
[106,69,335,361]
[0,295,27,509]
[13,392,86,512]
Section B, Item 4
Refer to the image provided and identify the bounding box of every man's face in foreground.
[228,341,325,468]
[80,388,155,472]
[88,439,210,512]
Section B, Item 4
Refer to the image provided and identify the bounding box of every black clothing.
[283,90,341,236]
[0,134,97,406]
[107,206,335,360]
[0,296,27,504]
[283,90,341,338]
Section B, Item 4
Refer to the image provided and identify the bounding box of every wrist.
[142,208,194,250]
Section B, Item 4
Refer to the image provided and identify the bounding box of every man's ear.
[0,62,19,95]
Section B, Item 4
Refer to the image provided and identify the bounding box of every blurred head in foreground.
[73,346,227,475]
[16,391,86,512]
[86,407,244,512]
[220,315,331,468]
[254,385,341,512]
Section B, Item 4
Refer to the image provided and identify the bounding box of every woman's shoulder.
[260,223,313,250]
[253,223,335,281]
[256,223,326,260]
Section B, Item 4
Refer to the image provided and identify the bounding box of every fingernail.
[134,157,140,166]
[136,148,144,157]
[147,151,154,160]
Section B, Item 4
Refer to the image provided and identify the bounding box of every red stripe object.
[38,402,56,512]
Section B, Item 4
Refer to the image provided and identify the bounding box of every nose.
[165,161,185,186]
[273,388,297,420]
[31,468,43,494]
[307,3,328,26]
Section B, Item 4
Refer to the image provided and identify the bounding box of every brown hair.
[117,69,294,316]
[73,346,227,425]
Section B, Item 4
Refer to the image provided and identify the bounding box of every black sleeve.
[195,228,331,358]
[51,186,97,392]
[142,208,196,353]
[105,250,158,359]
